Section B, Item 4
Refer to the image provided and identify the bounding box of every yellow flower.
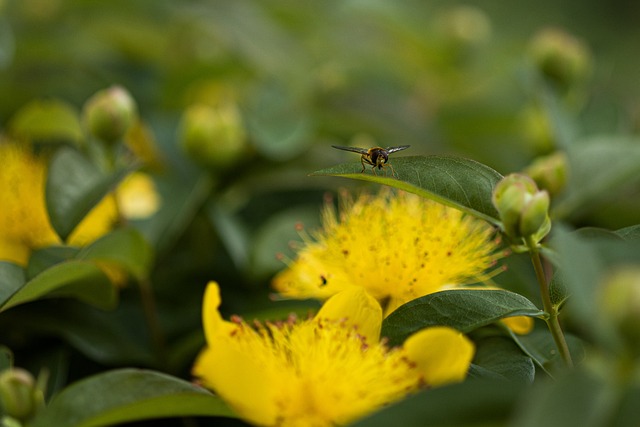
[0,142,116,265]
[273,189,504,316]
[115,171,161,220]
[193,281,474,427]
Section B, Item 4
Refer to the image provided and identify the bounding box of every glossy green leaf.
[0,261,26,307]
[30,369,236,427]
[7,99,84,145]
[0,261,116,312]
[77,228,153,281]
[382,290,545,346]
[311,155,503,225]
[352,379,525,427]
[469,335,535,383]
[46,147,134,241]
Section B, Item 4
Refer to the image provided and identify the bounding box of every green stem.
[526,236,574,368]
[138,277,168,368]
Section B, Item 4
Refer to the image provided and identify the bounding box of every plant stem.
[526,236,574,368]
[138,277,168,368]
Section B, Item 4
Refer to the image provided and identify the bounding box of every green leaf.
[469,335,535,383]
[352,379,525,427]
[616,224,640,241]
[45,147,134,241]
[311,155,503,225]
[382,290,545,346]
[0,261,26,307]
[77,228,153,281]
[0,261,116,312]
[0,346,13,371]
[554,137,640,220]
[511,368,640,427]
[30,369,236,427]
[26,246,80,280]
[7,99,84,145]
[509,328,585,377]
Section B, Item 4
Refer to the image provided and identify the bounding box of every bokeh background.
[1,1,640,425]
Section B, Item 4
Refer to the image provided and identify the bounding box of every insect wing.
[331,145,369,155]
[385,145,410,154]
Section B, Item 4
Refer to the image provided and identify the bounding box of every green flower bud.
[436,5,492,47]
[524,151,569,196]
[179,103,247,170]
[529,28,592,90]
[0,368,43,421]
[492,174,551,243]
[519,190,550,238]
[83,85,138,145]
[600,267,640,357]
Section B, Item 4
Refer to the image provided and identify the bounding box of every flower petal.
[315,287,382,344]
[194,281,278,425]
[403,326,475,387]
[501,316,534,335]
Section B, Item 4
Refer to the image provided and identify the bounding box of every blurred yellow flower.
[273,189,504,316]
[116,171,161,220]
[0,142,116,265]
[193,281,474,427]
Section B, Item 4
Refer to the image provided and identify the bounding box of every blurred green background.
[1,0,640,425]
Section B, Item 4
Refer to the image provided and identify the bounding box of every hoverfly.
[332,145,410,178]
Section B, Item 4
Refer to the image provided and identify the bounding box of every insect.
[332,145,410,177]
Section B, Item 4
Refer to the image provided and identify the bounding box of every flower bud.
[83,85,138,144]
[529,28,592,90]
[600,267,640,357]
[519,190,550,238]
[179,103,247,170]
[492,174,551,243]
[0,368,43,421]
[436,5,492,48]
[524,151,569,196]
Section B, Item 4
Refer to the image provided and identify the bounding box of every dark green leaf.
[46,147,134,241]
[206,201,250,271]
[26,246,80,280]
[30,369,236,427]
[77,228,153,281]
[0,261,116,312]
[0,261,26,307]
[352,379,525,427]
[311,155,503,225]
[509,328,585,376]
[382,290,545,346]
[0,346,13,371]
[469,335,535,383]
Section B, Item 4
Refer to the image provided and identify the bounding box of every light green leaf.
[311,155,503,225]
[0,261,116,312]
[382,289,545,346]
[45,147,134,241]
[77,228,153,281]
[7,99,84,145]
[30,369,236,427]
[616,224,640,241]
